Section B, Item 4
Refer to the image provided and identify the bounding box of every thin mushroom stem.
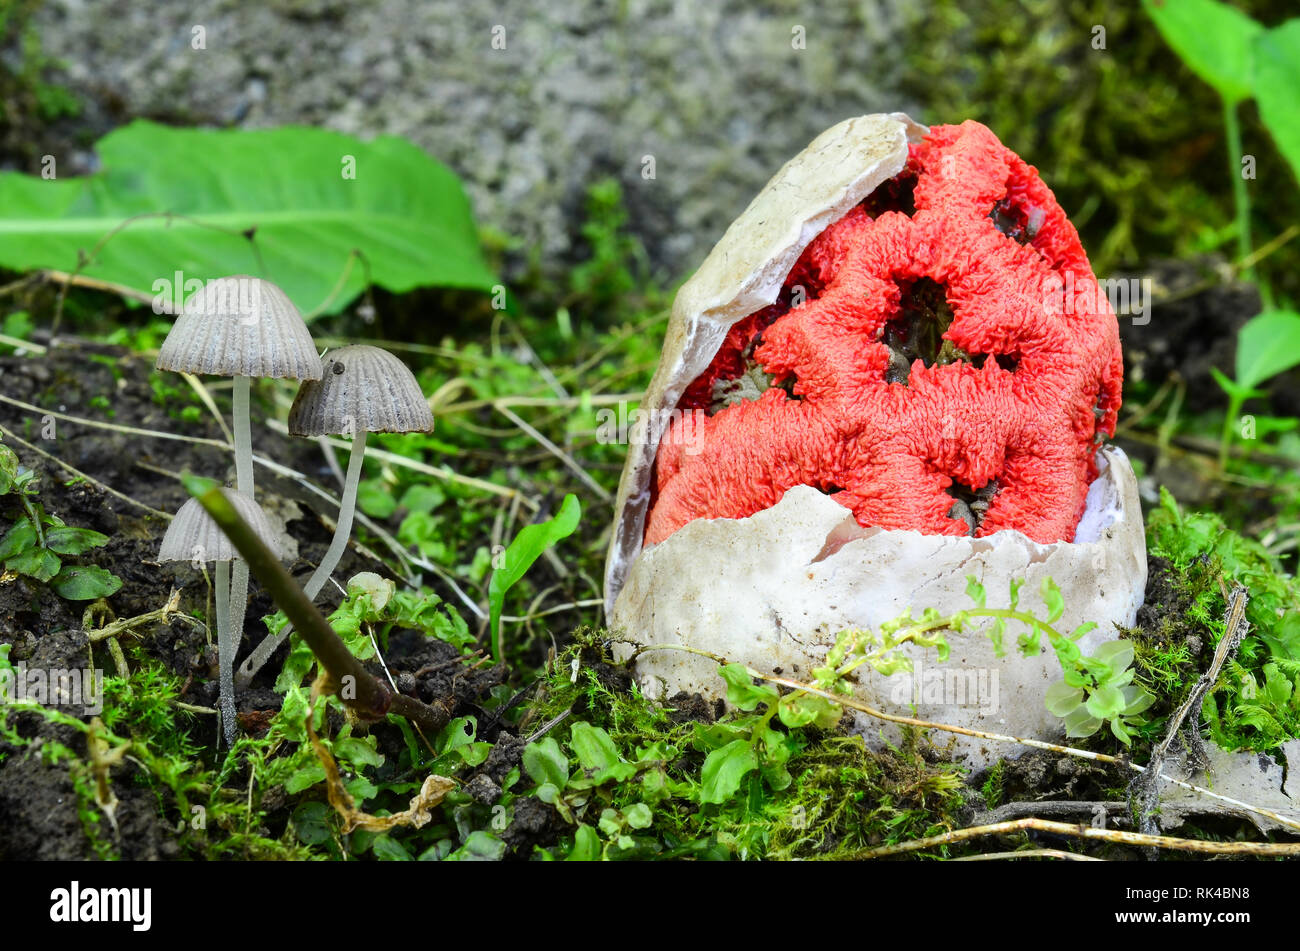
[232,375,254,493]
[214,559,236,747]
[236,429,368,686]
[186,474,453,736]
[306,428,367,600]
[225,374,254,740]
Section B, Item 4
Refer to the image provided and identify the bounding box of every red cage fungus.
[646,120,1123,547]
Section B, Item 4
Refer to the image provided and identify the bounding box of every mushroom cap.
[287,345,433,437]
[158,488,281,564]
[156,275,322,380]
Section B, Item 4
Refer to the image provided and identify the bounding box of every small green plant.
[750,576,1156,744]
[0,439,121,599]
[487,493,581,663]
[1210,309,1300,466]
[1145,0,1300,280]
[1139,487,1300,753]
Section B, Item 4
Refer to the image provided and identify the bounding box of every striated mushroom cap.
[156,275,322,380]
[287,345,433,437]
[158,488,280,564]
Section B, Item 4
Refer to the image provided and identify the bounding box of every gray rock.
[34,0,912,283]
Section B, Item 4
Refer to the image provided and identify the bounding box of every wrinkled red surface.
[646,120,1123,546]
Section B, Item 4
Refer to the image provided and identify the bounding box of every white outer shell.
[604,113,927,612]
[611,447,1147,770]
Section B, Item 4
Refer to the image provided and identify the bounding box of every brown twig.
[1131,585,1250,838]
[843,817,1300,860]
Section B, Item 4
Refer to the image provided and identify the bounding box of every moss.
[893,0,1300,302]
[1125,489,1300,754]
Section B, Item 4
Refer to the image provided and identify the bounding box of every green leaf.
[717,663,778,712]
[700,739,758,805]
[1110,717,1133,746]
[448,830,506,862]
[1044,681,1085,718]
[0,519,37,560]
[623,803,653,830]
[1062,707,1103,738]
[566,824,601,861]
[291,801,333,846]
[285,762,327,795]
[8,547,61,583]
[1092,640,1136,674]
[356,479,397,519]
[1254,21,1300,184]
[1122,685,1156,716]
[49,564,122,599]
[965,575,986,608]
[1143,0,1262,104]
[1085,684,1126,720]
[1040,577,1064,624]
[569,722,620,773]
[777,692,842,730]
[0,122,499,316]
[523,737,570,790]
[371,835,413,861]
[488,494,581,661]
[1234,310,1300,390]
[43,526,110,555]
[0,444,17,494]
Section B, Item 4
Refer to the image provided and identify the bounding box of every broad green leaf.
[1044,681,1085,718]
[1234,310,1300,390]
[43,526,110,556]
[623,803,653,830]
[777,692,842,730]
[371,835,413,861]
[1254,21,1300,184]
[965,576,986,608]
[700,739,758,805]
[0,520,37,559]
[8,547,61,582]
[565,723,638,787]
[291,801,333,846]
[1092,640,1136,674]
[356,479,397,519]
[49,564,122,600]
[1110,717,1133,746]
[334,736,384,769]
[717,663,778,712]
[448,830,506,862]
[1062,707,1103,738]
[0,121,498,317]
[1122,685,1156,716]
[566,824,602,861]
[523,737,570,790]
[488,494,581,661]
[1143,0,1262,104]
[0,444,17,494]
[285,762,328,795]
[1085,683,1126,720]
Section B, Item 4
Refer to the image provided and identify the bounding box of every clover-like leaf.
[1045,681,1085,718]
